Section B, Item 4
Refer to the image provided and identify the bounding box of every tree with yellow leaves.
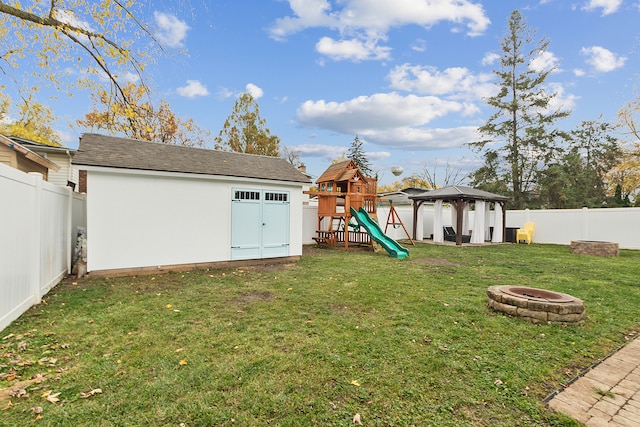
[214,93,280,156]
[607,99,640,205]
[0,1,158,105]
[0,94,61,146]
[76,82,210,147]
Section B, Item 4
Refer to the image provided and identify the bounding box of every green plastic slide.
[349,207,409,259]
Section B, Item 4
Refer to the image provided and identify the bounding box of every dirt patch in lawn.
[237,291,275,304]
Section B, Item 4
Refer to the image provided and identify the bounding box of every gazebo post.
[501,201,507,243]
[452,199,465,246]
[412,199,424,240]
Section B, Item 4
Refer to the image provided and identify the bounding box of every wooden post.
[452,199,465,246]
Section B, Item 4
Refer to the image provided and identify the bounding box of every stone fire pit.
[570,240,619,257]
[487,285,585,324]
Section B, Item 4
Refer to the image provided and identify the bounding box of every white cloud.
[481,52,500,66]
[315,36,391,61]
[269,0,490,61]
[295,143,346,159]
[529,51,560,73]
[296,92,478,150]
[387,64,495,101]
[54,9,93,32]
[359,126,481,150]
[582,0,623,15]
[217,87,234,99]
[298,92,464,132]
[581,46,626,72]
[268,0,338,41]
[154,12,189,48]
[246,83,264,99]
[411,39,427,53]
[367,150,392,161]
[294,142,389,161]
[176,80,209,98]
[573,68,586,77]
[545,82,578,112]
[117,72,140,83]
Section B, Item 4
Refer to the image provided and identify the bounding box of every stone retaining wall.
[570,240,619,257]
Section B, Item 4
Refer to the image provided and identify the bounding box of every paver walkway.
[548,338,640,426]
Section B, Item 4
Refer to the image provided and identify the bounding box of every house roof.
[72,133,312,184]
[378,191,414,205]
[409,185,510,202]
[0,134,61,171]
[316,160,366,184]
[9,136,75,155]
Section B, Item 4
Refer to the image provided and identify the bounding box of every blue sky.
[5,0,639,186]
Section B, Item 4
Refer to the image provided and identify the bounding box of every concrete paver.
[548,339,640,426]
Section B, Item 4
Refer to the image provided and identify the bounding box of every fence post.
[30,173,43,304]
[66,187,73,274]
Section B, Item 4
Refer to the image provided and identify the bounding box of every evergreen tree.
[347,135,373,176]
[468,10,570,208]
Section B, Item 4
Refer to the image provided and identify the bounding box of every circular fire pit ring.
[487,285,585,324]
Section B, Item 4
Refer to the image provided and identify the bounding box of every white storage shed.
[72,134,311,276]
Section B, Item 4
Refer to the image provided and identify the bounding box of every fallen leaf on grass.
[166,304,172,309]
[32,406,43,414]
[350,380,361,387]
[42,390,61,404]
[179,359,188,366]
[353,413,362,424]
[1,401,13,411]
[32,373,46,383]
[9,387,29,398]
[17,341,28,351]
[80,389,102,399]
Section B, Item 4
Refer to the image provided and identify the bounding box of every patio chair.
[516,222,535,244]
[443,226,471,243]
[443,226,456,242]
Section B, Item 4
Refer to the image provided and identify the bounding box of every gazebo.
[409,186,510,245]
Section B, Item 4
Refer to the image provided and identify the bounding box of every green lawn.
[2,243,639,426]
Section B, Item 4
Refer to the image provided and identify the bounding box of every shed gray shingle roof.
[73,134,311,184]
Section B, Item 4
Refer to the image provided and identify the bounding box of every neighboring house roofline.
[0,134,61,172]
[9,136,76,156]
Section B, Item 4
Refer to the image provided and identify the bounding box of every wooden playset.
[306,160,378,250]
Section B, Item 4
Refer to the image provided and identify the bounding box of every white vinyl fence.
[302,204,640,250]
[1,164,86,331]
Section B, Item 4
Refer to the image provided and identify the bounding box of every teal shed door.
[231,189,290,260]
